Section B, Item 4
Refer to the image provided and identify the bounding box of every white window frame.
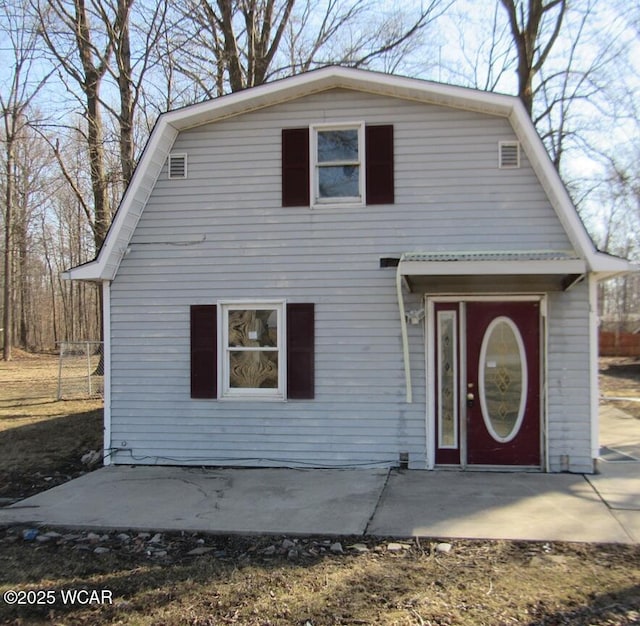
[218,300,286,401]
[310,122,365,207]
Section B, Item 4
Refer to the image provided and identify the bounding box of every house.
[65,66,635,473]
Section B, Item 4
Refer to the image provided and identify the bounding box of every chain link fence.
[57,341,104,400]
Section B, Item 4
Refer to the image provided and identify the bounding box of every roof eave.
[164,66,518,132]
[64,120,180,282]
[61,259,106,282]
[590,252,639,280]
[507,103,598,262]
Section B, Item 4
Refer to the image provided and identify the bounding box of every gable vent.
[168,153,187,179]
[499,141,520,168]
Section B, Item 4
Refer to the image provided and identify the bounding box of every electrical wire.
[106,447,400,470]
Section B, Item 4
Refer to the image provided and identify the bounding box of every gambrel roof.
[64,66,633,281]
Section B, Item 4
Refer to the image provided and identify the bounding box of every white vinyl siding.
[108,88,580,469]
[546,281,593,473]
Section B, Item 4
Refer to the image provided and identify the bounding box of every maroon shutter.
[287,303,314,399]
[190,305,217,399]
[366,125,394,204]
[282,128,310,207]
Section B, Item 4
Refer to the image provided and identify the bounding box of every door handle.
[467,392,475,408]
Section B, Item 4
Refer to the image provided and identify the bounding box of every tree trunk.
[87,84,110,251]
[41,217,59,346]
[17,214,28,349]
[73,0,112,251]
[2,145,13,361]
[117,0,135,186]
[499,0,567,119]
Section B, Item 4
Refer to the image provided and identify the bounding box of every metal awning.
[397,251,587,293]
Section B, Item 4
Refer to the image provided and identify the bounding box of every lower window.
[221,302,284,399]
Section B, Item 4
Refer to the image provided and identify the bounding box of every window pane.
[481,319,525,440]
[318,129,358,163]
[318,165,359,198]
[229,350,278,389]
[438,312,457,448]
[228,309,278,347]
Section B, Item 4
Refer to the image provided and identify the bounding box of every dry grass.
[0,533,639,625]
[0,351,102,498]
[0,353,639,625]
[599,357,640,419]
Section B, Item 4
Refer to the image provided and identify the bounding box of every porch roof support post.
[396,260,412,403]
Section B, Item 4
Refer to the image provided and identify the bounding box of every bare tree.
[442,2,514,92]
[4,0,637,357]
[499,0,566,117]
[447,1,632,176]
[12,124,54,349]
[534,0,631,174]
[170,0,453,99]
[33,0,115,251]
[33,0,170,247]
[44,129,101,343]
[1,0,52,360]
[98,0,169,185]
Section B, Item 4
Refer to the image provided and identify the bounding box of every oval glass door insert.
[478,317,528,443]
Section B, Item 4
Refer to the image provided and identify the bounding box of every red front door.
[466,301,541,466]
[433,300,541,468]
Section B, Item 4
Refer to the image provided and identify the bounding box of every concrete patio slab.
[587,462,640,511]
[591,404,640,543]
[0,466,389,536]
[599,405,640,460]
[367,470,635,544]
[1,465,637,544]
[610,510,640,543]
[1,405,638,544]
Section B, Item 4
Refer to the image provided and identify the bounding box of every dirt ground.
[0,352,639,625]
[0,530,639,626]
[0,350,102,499]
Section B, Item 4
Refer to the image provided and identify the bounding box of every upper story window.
[313,124,364,205]
[282,124,394,208]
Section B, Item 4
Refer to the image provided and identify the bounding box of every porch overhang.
[397,251,587,294]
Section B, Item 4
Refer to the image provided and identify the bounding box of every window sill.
[219,394,286,402]
[312,199,365,210]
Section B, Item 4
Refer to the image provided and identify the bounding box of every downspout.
[396,260,412,403]
[102,280,112,466]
